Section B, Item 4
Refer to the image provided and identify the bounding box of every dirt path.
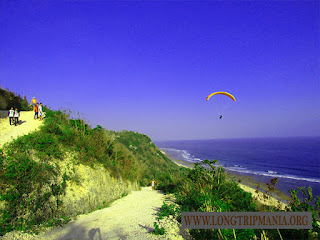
[0,113,186,240]
[0,111,43,147]
[3,187,176,240]
[31,187,167,240]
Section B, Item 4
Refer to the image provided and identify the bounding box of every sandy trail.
[0,113,287,239]
[0,111,180,240]
[35,187,166,240]
[0,111,43,148]
[2,187,171,240]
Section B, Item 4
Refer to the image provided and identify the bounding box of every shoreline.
[162,151,289,210]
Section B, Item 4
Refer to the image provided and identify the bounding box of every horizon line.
[154,135,320,142]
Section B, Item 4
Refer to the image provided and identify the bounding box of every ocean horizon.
[155,136,320,199]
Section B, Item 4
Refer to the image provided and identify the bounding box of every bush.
[157,202,177,220]
[0,88,30,111]
[154,222,165,235]
[172,160,257,239]
[0,150,67,235]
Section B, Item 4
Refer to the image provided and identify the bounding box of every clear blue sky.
[1,1,319,140]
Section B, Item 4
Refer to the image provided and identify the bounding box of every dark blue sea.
[155,137,320,199]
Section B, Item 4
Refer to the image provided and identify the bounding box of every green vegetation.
[159,160,257,239]
[0,89,318,239]
[0,87,31,111]
[155,160,320,240]
[157,202,177,220]
[154,221,166,235]
[153,223,166,235]
[0,106,183,236]
[115,130,186,187]
[280,187,320,240]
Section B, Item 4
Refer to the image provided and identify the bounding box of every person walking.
[150,179,157,190]
[34,103,39,119]
[14,108,20,126]
[8,107,14,125]
[38,103,43,121]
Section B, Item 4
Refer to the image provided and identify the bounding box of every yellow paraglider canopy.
[206,92,236,102]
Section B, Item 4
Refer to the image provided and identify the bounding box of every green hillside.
[0,106,186,235]
[115,130,183,186]
[0,87,31,111]
[0,88,318,239]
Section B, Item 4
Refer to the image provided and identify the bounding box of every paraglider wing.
[206,92,236,102]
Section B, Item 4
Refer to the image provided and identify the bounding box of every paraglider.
[206,92,236,118]
[206,92,236,102]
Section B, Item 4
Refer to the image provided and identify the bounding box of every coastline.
[161,151,289,210]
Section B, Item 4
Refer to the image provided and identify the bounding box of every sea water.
[155,137,320,198]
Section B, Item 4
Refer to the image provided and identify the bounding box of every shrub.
[172,160,257,239]
[0,88,30,111]
[153,222,165,235]
[0,150,67,235]
[157,202,177,220]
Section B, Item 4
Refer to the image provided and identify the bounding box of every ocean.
[155,137,320,199]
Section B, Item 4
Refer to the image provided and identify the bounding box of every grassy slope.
[1,89,317,239]
[0,106,186,236]
[114,130,186,187]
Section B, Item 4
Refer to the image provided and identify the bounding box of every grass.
[0,107,183,236]
[0,90,318,239]
[154,159,320,240]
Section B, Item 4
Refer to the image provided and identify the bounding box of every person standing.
[8,107,14,125]
[14,108,20,126]
[31,97,38,106]
[150,179,157,190]
[34,103,39,119]
[38,103,43,121]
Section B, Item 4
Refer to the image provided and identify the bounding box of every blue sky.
[1,1,319,140]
